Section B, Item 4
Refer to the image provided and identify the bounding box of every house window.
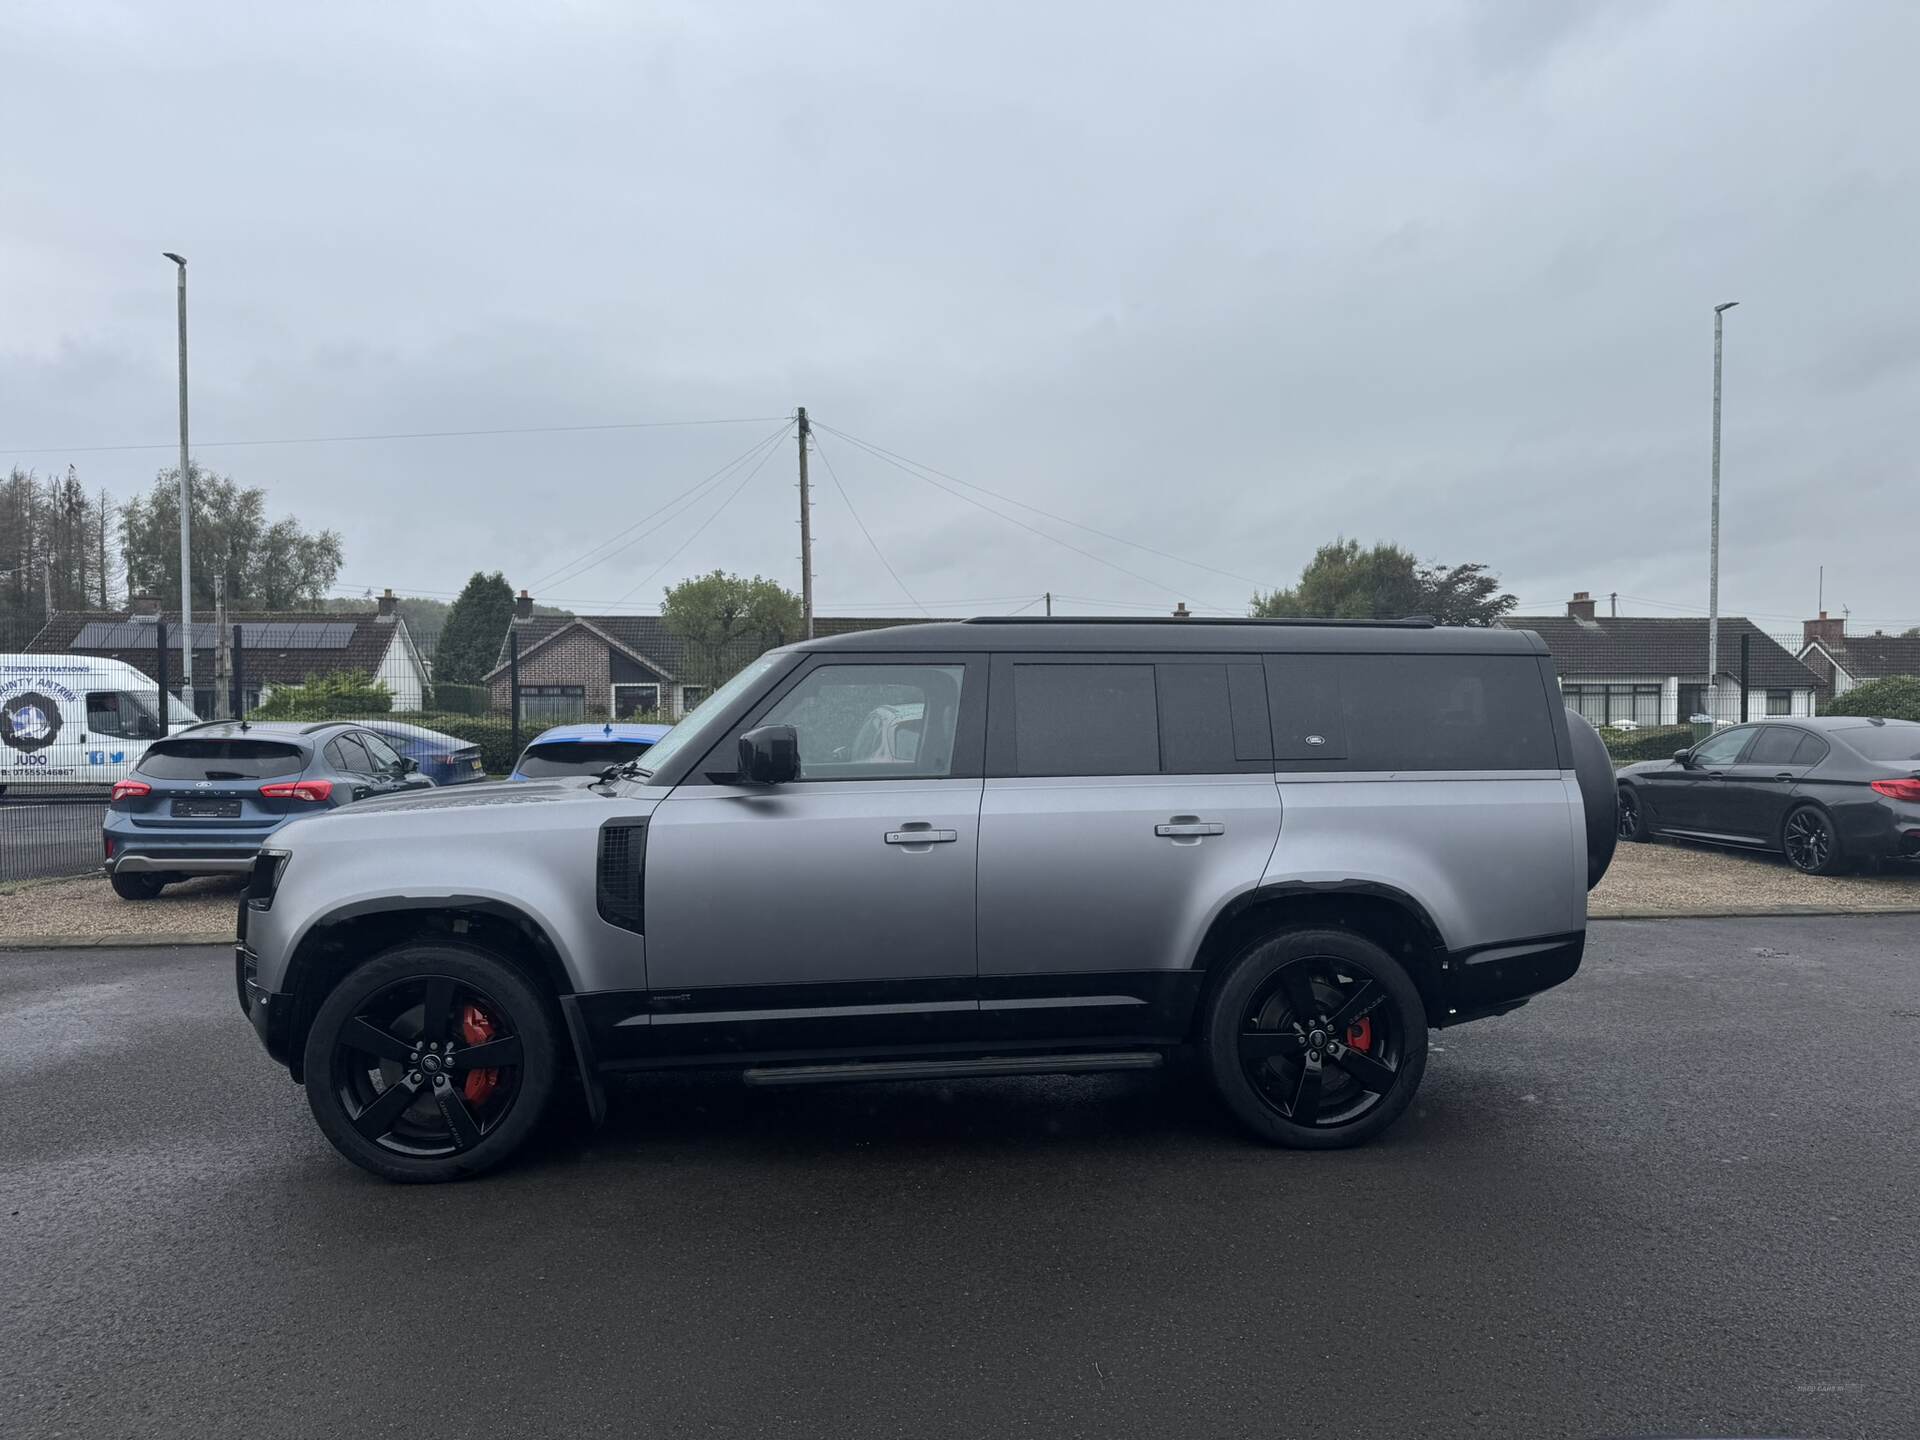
[1678,684,1708,723]
[519,685,586,723]
[681,686,707,714]
[1766,688,1791,716]
[612,683,660,719]
[1563,682,1660,727]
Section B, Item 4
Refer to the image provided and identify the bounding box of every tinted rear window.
[1271,654,1558,771]
[1834,725,1920,762]
[137,739,306,780]
[1012,663,1158,776]
[517,740,653,777]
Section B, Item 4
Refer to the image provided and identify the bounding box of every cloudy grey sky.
[4,0,1917,630]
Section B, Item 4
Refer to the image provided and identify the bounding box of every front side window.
[1012,663,1159,777]
[327,735,377,776]
[87,690,161,740]
[358,732,403,770]
[1690,725,1755,767]
[761,664,965,780]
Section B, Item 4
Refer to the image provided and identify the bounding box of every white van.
[0,655,200,791]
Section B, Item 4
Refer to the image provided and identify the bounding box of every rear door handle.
[885,828,957,845]
[1156,821,1225,837]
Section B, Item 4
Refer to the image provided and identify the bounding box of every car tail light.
[259,779,335,803]
[109,779,151,803]
[1870,778,1920,802]
[103,835,115,859]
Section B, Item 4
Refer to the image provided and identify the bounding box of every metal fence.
[5,609,1914,883]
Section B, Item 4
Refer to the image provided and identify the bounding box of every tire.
[303,942,558,1183]
[1783,804,1845,876]
[1564,709,1618,888]
[110,870,170,900]
[1617,784,1650,843]
[1203,927,1429,1150]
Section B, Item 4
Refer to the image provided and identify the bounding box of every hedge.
[388,712,522,775]
[1598,723,1697,765]
[1820,674,1920,723]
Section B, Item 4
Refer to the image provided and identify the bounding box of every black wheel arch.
[280,899,576,1085]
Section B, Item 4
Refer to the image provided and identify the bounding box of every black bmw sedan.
[1616,715,1920,874]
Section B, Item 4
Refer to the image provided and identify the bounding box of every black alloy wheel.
[1783,805,1843,876]
[1205,928,1428,1149]
[304,944,557,1182]
[1617,786,1648,842]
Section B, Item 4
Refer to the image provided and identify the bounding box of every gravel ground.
[0,872,244,942]
[1592,835,1920,916]
[3,834,1916,946]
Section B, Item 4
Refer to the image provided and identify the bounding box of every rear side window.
[1012,664,1158,776]
[136,739,305,780]
[1834,725,1920,762]
[517,740,652,778]
[1746,727,1805,766]
[1269,654,1558,771]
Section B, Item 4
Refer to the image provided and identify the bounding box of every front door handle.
[1156,820,1225,838]
[885,828,957,845]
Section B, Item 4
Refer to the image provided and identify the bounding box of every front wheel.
[1203,927,1429,1149]
[1783,805,1845,876]
[303,943,558,1183]
[1617,785,1650,842]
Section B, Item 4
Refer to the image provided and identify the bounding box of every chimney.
[1171,601,1192,619]
[1567,591,1597,621]
[131,593,159,619]
[375,587,397,622]
[514,589,534,621]
[1803,610,1845,651]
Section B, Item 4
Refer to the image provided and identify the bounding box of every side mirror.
[738,724,799,784]
[1673,749,1692,767]
[400,756,419,774]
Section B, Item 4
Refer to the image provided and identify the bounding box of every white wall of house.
[377,631,427,710]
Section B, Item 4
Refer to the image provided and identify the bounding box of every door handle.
[885,828,957,845]
[1774,772,1795,781]
[1155,820,1225,838]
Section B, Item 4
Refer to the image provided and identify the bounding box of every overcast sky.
[4,0,1917,632]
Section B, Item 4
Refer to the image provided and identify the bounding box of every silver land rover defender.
[237,617,1617,1182]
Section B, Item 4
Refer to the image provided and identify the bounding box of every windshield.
[622,654,785,778]
[1836,724,1920,762]
[517,739,653,778]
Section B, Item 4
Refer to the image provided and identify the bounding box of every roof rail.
[961,615,1439,629]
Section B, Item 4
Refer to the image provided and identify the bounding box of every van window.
[1012,663,1158,776]
[1298,655,1558,772]
[137,739,306,780]
[86,691,163,740]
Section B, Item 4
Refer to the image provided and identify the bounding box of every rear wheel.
[109,870,170,900]
[303,943,557,1183]
[1783,805,1844,876]
[1203,927,1429,1149]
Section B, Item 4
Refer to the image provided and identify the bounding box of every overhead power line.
[0,415,786,457]
[611,427,792,605]
[809,431,927,618]
[814,421,1267,591]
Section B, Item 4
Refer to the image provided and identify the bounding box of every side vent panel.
[596,817,648,933]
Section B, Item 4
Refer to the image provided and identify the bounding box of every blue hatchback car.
[102,720,433,899]
[508,721,672,781]
[356,720,487,786]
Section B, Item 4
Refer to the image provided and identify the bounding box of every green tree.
[662,571,804,688]
[1819,674,1920,723]
[1251,538,1514,626]
[435,571,516,685]
[120,465,343,610]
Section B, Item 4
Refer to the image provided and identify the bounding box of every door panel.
[1719,726,1817,843]
[1662,725,1758,832]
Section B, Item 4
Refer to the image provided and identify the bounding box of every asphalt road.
[3,918,1917,1440]
[0,793,106,883]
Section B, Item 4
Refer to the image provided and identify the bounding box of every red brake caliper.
[462,1003,500,1105]
[1346,1016,1373,1053]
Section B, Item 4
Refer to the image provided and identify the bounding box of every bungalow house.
[26,589,432,714]
[1796,612,1920,697]
[1499,592,1821,727]
[485,591,925,723]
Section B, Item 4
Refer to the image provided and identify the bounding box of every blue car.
[356,719,487,786]
[509,720,672,781]
[102,720,433,899]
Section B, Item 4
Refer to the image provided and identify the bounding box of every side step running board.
[742,1052,1164,1087]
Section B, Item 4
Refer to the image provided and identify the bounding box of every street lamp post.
[1705,300,1738,722]
[164,252,193,704]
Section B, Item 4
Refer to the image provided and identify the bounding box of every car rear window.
[1834,725,1920,762]
[517,740,653,777]
[136,739,306,780]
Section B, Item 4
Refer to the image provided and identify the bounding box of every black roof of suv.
[798,617,1548,655]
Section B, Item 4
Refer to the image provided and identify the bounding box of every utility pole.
[213,573,231,720]
[796,406,814,639]
[1706,300,1738,722]
[1045,591,1052,616]
[164,252,194,701]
